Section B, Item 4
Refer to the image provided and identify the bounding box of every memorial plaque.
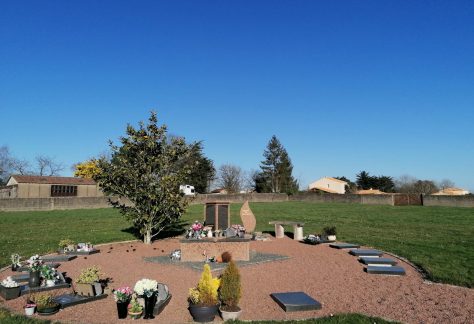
[54,293,108,308]
[366,266,406,275]
[329,243,360,249]
[218,204,229,230]
[42,255,77,262]
[205,204,216,227]
[204,202,230,230]
[270,291,322,312]
[349,249,383,257]
[359,257,397,266]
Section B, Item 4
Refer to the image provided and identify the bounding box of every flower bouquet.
[114,286,133,319]
[134,279,158,319]
[187,221,204,239]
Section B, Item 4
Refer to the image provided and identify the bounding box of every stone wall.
[0,197,122,211]
[423,195,474,208]
[180,238,250,261]
[1,193,473,211]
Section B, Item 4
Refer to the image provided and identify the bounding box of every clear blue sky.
[1,1,473,191]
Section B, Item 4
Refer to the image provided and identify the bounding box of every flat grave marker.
[270,291,322,312]
[359,257,397,266]
[329,243,360,249]
[54,293,108,308]
[366,266,406,275]
[349,249,383,257]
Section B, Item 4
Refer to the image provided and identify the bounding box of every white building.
[432,187,470,196]
[308,177,347,194]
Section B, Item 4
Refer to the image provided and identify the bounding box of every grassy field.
[0,307,396,324]
[0,202,473,287]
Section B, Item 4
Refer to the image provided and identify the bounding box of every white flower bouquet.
[134,278,158,297]
[1,276,19,288]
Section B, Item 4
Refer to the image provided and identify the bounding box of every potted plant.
[323,226,337,241]
[219,261,242,321]
[75,266,103,296]
[188,264,220,322]
[24,296,36,316]
[11,253,21,271]
[128,294,143,319]
[31,293,60,315]
[40,265,59,287]
[0,276,21,300]
[134,278,158,319]
[58,239,76,253]
[113,286,133,319]
[26,255,43,288]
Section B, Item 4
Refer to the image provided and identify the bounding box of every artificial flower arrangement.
[1,276,19,288]
[134,278,158,297]
[113,286,133,303]
[26,255,43,272]
[40,266,59,282]
[11,253,21,270]
[187,221,204,239]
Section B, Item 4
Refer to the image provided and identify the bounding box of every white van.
[180,185,196,196]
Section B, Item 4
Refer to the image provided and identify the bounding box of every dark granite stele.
[359,257,397,266]
[270,291,322,312]
[54,293,108,308]
[366,265,406,275]
[329,243,361,249]
[65,249,100,256]
[349,249,383,257]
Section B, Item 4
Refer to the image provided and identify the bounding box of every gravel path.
[1,237,473,323]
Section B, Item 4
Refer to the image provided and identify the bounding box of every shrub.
[76,266,102,284]
[188,264,220,306]
[58,239,75,249]
[219,261,241,311]
[323,226,336,236]
[31,293,58,310]
[221,251,232,263]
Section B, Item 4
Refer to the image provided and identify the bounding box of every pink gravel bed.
[1,237,473,323]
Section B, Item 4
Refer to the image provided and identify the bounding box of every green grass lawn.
[0,202,473,287]
[0,307,395,324]
[248,201,474,288]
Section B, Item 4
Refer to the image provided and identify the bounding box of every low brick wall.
[190,193,288,204]
[0,197,122,211]
[180,238,250,261]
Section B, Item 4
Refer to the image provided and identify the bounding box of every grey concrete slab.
[349,249,383,257]
[359,257,397,266]
[367,266,406,275]
[329,243,360,249]
[270,292,322,312]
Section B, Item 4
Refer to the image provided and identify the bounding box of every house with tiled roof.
[308,177,347,194]
[356,188,386,195]
[432,187,470,196]
[2,175,103,198]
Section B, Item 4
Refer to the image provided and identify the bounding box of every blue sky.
[1,1,473,191]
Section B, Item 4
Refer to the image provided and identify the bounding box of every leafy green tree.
[375,175,395,192]
[94,112,194,244]
[183,142,215,193]
[356,171,373,189]
[259,135,298,194]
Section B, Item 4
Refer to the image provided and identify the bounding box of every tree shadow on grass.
[120,220,190,241]
[263,230,294,239]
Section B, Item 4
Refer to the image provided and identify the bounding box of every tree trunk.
[144,229,152,245]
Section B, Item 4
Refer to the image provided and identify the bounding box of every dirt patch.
[1,237,473,323]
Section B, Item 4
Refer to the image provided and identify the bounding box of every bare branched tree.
[216,164,243,193]
[438,179,455,190]
[35,155,64,176]
[9,158,31,175]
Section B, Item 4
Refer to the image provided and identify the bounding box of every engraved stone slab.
[360,257,397,266]
[349,249,383,257]
[270,291,322,312]
[42,255,77,262]
[65,249,100,256]
[54,293,108,308]
[367,265,406,275]
[240,200,256,233]
[329,243,360,249]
